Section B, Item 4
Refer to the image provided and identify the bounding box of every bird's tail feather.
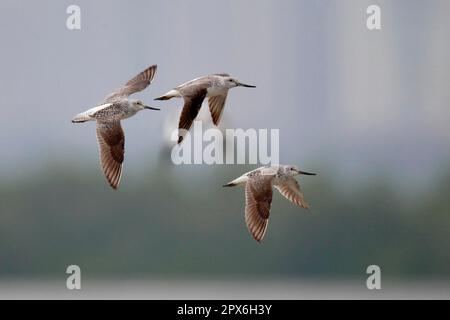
[154,95,172,101]
[154,90,180,101]
[223,175,248,187]
[223,182,237,187]
[71,113,92,123]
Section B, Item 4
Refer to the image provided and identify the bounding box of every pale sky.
[0,0,448,184]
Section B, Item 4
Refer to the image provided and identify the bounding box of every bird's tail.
[223,175,248,187]
[223,182,236,187]
[154,89,180,101]
[71,112,92,123]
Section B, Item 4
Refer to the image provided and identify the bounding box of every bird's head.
[222,76,256,89]
[132,100,160,112]
[284,165,317,177]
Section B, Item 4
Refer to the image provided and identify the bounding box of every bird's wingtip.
[254,237,263,243]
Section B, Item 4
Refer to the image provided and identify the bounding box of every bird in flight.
[155,73,255,143]
[224,165,316,242]
[72,65,159,189]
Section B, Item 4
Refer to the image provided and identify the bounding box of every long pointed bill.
[237,82,256,88]
[298,170,316,176]
[144,106,160,110]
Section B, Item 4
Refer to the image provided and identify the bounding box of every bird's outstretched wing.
[96,121,125,189]
[208,93,228,125]
[177,88,207,143]
[274,177,310,209]
[104,65,157,103]
[245,175,273,242]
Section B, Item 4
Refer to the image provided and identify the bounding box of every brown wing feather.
[96,121,125,189]
[104,65,157,102]
[208,93,228,125]
[274,177,310,209]
[244,176,273,242]
[177,88,207,143]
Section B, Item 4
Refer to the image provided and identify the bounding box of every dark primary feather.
[178,88,208,143]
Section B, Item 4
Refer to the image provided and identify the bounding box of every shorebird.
[155,73,255,143]
[72,65,159,189]
[224,165,316,242]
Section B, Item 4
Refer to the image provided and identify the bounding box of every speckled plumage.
[72,65,158,189]
[224,165,316,242]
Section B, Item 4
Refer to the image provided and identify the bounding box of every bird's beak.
[144,106,160,111]
[237,82,256,88]
[297,170,316,176]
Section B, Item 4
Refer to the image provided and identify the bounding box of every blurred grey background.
[0,0,449,298]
